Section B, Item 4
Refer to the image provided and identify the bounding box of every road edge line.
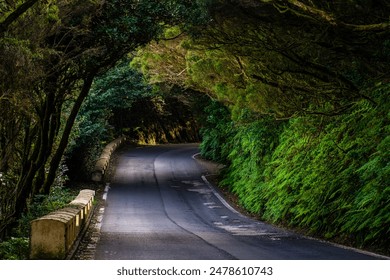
[194,153,390,260]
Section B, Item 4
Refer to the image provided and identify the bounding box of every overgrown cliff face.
[199,84,389,255]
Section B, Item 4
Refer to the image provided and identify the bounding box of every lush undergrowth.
[0,186,76,259]
[201,84,389,255]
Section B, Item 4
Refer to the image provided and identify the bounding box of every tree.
[74,60,152,146]
[135,0,389,117]
[0,0,209,239]
[132,0,390,252]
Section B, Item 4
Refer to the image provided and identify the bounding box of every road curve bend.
[94,144,381,260]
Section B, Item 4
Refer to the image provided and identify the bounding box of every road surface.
[94,144,380,260]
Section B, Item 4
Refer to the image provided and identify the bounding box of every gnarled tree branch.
[0,0,39,36]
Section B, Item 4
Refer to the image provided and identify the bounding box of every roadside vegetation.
[1,0,388,258]
[0,0,207,259]
[0,168,75,259]
[133,1,389,255]
[199,86,389,253]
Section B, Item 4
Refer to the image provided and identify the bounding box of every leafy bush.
[261,85,389,251]
[69,59,152,152]
[0,184,75,259]
[221,112,285,214]
[199,100,234,163]
[66,60,152,179]
[15,186,75,239]
[0,237,29,260]
[202,84,389,254]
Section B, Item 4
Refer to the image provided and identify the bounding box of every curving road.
[94,144,380,260]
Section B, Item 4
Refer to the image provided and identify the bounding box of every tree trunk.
[0,0,39,36]
[42,74,95,194]
[12,87,56,223]
[33,95,63,195]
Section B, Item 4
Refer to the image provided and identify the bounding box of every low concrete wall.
[30,189,95,259]
[91,136,127,182]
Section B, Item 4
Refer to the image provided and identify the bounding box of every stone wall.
[91,136,127,182]
[30,189,95,259]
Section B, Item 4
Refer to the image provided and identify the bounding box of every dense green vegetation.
[0,0,208,243]
[67,60,201,180]
[209,85,389,251]
[134,1,389,254]
[0,185,75,259]
[1,0,389,257]
[65,59,152,179]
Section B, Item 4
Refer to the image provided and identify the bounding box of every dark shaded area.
[115,95,200,144]
[66,92,203,181]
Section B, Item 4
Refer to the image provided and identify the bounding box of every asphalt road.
[94,144,380,260]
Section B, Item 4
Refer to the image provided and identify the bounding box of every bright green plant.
[0,237,29,260]
[220,111,285,214]
[199,100,234,163]
[260,84,389,251]
[200,84,389,254]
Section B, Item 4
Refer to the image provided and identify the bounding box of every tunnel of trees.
[0,0,389,258]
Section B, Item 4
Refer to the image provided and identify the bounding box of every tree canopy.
[0,0,389,255]
[132,0,390,254]
[135,0,389,117]
[0,0,209,238]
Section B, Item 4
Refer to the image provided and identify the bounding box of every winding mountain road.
[94,144,379,260]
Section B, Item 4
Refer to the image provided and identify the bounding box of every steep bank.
[200,84,389,256]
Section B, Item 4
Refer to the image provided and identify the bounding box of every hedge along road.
[94,143,381,260]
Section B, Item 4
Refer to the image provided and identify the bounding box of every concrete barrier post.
[91,136,127,182]
[30,208,80,259]
[30,189,95,259]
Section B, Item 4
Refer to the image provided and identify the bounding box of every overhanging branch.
[0,0,39,36]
